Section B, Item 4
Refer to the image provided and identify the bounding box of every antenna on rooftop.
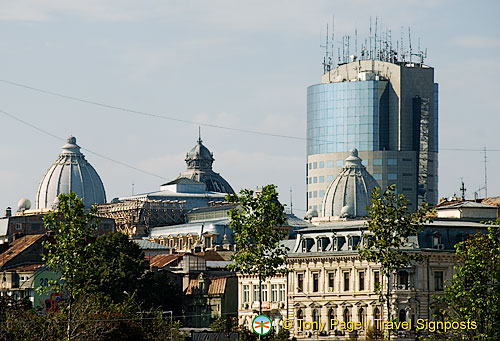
[290,188,293,215]
[460,179,466,200]
[483,147,488,197]
[321,23,331,74]
[408,27,412,63]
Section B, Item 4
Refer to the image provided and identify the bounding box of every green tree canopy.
[359,185,432,320]
[438,224,500,340]
[226,184,288,315]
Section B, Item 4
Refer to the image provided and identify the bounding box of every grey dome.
[35,136,106,209]
[176,136,235,194]
[321,148,379,218]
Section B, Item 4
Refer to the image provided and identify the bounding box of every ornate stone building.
[237,150,493,339]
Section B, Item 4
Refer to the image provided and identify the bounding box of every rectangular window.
[313,177,317,183]
[313,191,318,198]
[313,273,319,292]
[309,163,312,170]
[374,271,380,288]
[243,285,250,303]
[279,284,285,301]
[402,158,412,162]
[253,284,260,302]
[319,176,325,183]
[336,160,343,167]
[373,158,382,166]
[261,284,268,302]
[359,271,365,291]
[373,173,382,181]
[388,173,398,180]
[319,161,325,168]
[344,272,350,291]
[403,173,412,176]
[388,159,398,166]
[319,190,325,198]
[434,271,444,291]
[327,160,334,168]
[328,272,335,290]
[313,162,318,169]
[297,274,304,292]
[327,175,334,182]
[309,192,312,198]
[271,284,278,302]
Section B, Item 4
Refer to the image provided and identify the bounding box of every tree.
[85,232,145,302]
[438,225,500,340]
[359,185,431,322]
[226,184,288,316]
[42,191,98,340]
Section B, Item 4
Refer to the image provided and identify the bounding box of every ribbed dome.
[321,148,379,218]
[35,136,106,209]
[177,137,235,194]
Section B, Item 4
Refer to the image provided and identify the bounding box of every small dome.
[17,198,31,211]
[177,136,235,194]
[321,148,379,218]
[35,136,106,209]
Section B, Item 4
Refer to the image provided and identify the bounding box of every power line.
[0,79,498,152]
[0,107,168,181]
[0,79,307,142]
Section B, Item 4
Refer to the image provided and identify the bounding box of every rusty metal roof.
[185,275,232,295]
[149,254,181,269]
[0,234,45,269]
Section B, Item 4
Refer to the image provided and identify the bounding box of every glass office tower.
[306,60,438,214]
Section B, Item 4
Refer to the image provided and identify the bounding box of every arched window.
[343,307,350,323]
[358,308,365,328]
[312,309,319,324]
[373,307,381,320]
[297,309,304,330]
[328,307,336,324]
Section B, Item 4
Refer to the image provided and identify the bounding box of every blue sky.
[0,0,499,214]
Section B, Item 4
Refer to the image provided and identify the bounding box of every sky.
[0,0,499,216]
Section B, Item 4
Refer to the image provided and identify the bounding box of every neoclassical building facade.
[237,150,494,339]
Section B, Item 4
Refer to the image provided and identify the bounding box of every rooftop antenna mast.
[369,17,372,59]
[460,179,466,200]
[290,188,293,215]
[400,26,404,62]
[331,16,335,67]
[355,28,358,58]
[320,23,330,74]
[374,17,378,60]
[483,147,488,197]
[408,27,412,63]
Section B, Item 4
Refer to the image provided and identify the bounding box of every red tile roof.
[149,254,181,269]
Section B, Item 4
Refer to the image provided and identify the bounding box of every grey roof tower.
[175,136,235,194]
[321,148,379,218]
[35,136,106,209]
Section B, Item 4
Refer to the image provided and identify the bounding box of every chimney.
[5,207,11,217]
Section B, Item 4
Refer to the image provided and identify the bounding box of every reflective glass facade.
[307,80,387,155]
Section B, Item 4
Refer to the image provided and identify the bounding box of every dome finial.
[198,126,202,144]
[349,148,358,157]
[67,136,76,145]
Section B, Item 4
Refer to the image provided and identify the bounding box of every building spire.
[198,126,202,144]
